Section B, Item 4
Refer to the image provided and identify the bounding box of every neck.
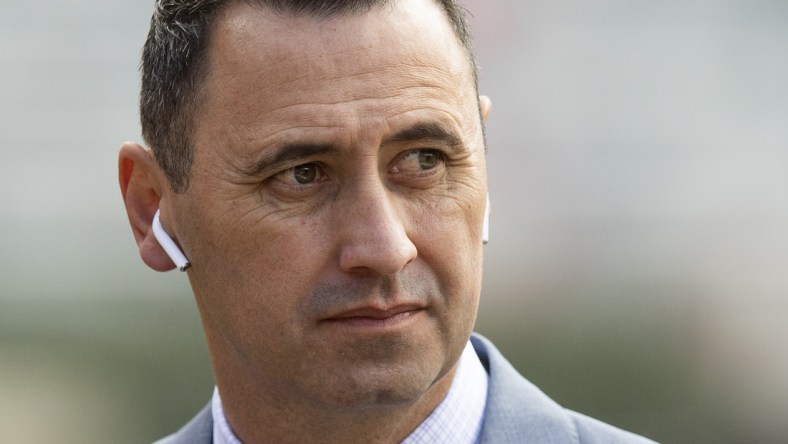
[215,364,457,444]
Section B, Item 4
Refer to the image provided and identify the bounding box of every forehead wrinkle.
[255,71,468,124]
[205,78,474,162]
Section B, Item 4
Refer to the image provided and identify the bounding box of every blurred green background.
[2,1,788,442]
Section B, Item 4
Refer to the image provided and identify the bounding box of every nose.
[337,188,417,276]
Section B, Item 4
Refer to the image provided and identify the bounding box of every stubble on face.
[171,0,487,441]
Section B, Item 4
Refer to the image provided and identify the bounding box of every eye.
[415,150,440,170]
[391,149,444,174]
[274,163,323,186]
[293,164,318,184]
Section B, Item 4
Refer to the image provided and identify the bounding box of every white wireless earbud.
[152,209,191,271]
[482,193,490,244]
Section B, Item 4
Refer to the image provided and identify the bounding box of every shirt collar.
[212,386,241,444]
[212,339,488,444]
[401,340,488,444]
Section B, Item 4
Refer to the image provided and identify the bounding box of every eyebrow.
[243,143,338,177]
[241,122,463,177]
[386,122,463,149]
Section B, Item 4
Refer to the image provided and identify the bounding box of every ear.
[118,142,177,271]
[479,95,492,122]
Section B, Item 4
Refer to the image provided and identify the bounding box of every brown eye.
[273,163,324,187]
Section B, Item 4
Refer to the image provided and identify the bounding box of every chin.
[303,359,448,411]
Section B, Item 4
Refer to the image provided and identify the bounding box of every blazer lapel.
[472,334,579,444]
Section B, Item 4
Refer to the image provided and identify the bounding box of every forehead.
[212,0,468,69]
[201,0,476,121]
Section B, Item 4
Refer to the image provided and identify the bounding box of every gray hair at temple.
[140,0,479,193]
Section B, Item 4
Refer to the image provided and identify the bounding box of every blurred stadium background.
[2,0,787,442]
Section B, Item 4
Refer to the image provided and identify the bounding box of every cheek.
[412,197,484,295]
[186,209,333,332]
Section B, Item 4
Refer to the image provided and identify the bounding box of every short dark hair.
[140,0,478,192]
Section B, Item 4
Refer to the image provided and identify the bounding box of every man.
[119,0,656,442]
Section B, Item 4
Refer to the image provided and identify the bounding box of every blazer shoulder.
[471,333,657,444]
[568,410,658,444]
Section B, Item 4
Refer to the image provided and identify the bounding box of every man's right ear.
[118,142,178,272]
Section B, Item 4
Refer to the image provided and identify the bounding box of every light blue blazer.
[156,333,657,443]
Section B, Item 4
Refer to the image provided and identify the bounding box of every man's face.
[172,0,487,409]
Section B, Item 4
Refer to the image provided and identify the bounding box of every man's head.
[120,0,490,440]
[140,0,479,193]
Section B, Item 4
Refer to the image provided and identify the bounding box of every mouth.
[322,304,425,329]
